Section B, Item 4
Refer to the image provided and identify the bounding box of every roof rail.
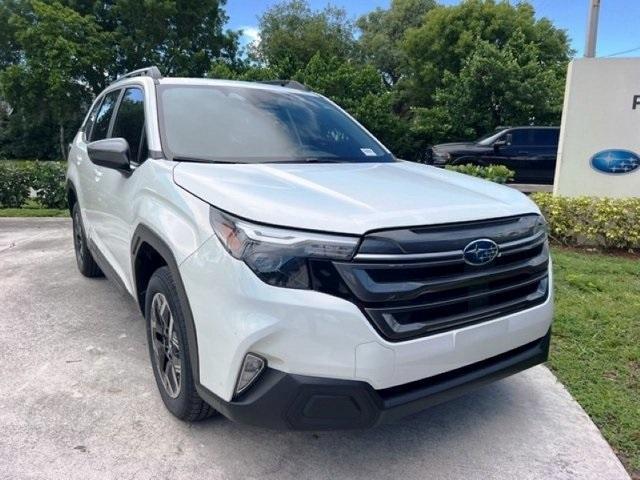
[112,66,162,85]
[257,80,310,91]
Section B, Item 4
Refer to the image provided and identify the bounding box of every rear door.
[529,128,559,184]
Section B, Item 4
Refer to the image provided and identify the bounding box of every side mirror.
[87,138,131,171]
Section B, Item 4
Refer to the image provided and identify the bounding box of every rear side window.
[83,98,103,139]
[532,129,559,146]
[111,88,146,163]
[90,90,120,142]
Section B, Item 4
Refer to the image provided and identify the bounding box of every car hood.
[433,142,484,153]
[173,161,539,234]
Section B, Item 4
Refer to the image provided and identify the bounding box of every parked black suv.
[427,126,560,184]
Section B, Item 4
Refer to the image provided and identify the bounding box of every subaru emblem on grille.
[463,239,499,266]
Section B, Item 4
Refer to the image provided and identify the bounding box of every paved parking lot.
[0,218,630,480]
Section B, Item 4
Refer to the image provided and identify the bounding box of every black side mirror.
[88,138,131,171]
[493,139,507,149]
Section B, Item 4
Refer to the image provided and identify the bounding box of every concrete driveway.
[0,218,630,480]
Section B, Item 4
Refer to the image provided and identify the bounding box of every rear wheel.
[145,266,216,421]
[71,203,103,278]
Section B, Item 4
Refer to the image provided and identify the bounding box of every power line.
[604,45,640,57]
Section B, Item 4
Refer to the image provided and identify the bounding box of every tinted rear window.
[531,129,559,145]
[157,85,393,163]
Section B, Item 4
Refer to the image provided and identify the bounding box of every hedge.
[444,164,515,184]
[532,193,640,250]
[0,161,67,209]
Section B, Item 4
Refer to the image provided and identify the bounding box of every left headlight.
[209,207,360,289]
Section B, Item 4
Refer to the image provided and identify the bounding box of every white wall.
[554,58,640,198]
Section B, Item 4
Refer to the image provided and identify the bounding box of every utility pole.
[584,0,601,57]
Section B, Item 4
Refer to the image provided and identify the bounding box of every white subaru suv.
[67,67,553,429]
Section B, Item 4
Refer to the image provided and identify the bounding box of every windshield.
[475,128,508,146]
[157,84,394,163]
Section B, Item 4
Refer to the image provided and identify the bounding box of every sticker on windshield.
[361,148,377,156]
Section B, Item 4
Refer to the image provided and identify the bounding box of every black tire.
[72,203,103,278]
[145,266,216,422]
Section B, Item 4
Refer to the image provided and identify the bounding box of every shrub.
[444,164,515,184]
[0,162,32,207]
[33,161,68,209]
[531,193,640,250]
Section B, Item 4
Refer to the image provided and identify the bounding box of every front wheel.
[71,203,103,278]
[145,266,217,421]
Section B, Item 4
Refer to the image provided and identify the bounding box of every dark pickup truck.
[426,126,560,184]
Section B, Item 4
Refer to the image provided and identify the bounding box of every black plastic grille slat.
[332,215,550,342]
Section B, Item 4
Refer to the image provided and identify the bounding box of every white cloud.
[240,26,261,46]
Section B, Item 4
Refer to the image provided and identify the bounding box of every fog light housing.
[235,353,266,396]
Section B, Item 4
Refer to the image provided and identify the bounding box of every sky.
[225,0,640,58]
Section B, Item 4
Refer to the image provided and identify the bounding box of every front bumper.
[197,329,550,430]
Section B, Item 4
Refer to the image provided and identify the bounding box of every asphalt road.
[0,218,630,480]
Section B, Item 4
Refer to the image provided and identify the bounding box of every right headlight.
[209,207,359,289]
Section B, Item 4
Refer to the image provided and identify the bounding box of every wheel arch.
[66,180,78,215]
[131,224,201,384]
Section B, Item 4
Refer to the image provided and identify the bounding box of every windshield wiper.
[172,156,238,164]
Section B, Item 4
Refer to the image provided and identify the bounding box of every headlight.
[210,207,359,289]
[432,151,451,164]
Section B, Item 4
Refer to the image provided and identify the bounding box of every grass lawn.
[551,248,640,476]
[0,199,68,217]
[0,207,68,217]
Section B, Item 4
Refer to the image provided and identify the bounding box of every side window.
[509,129,530,146]
[82,97,103,140]
[90,90,120,142]
[532,129,560,146]
[111,87,147,163]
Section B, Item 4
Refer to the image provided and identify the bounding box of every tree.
[0,0,113,159]
[252,0,355,78]
[403,0,571,106]
[428,32,566,140]
[356,0,436,86]
[107,0,240,77]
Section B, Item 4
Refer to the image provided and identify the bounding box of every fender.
[130,224,202,386]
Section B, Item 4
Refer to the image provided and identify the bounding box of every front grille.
[332,214,549,341]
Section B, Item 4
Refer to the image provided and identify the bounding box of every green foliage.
[356,0,437,85]
[444,163,514,183]
[532,193,640,250]
[402,0,570,145]
[252,0,355,78]
[429,33,565,139]
[0,160,67,209]
[0,161,31,207]
[32,161,67,208]
[107,0,240,76]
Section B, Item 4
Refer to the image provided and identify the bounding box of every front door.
[90,86,148,291]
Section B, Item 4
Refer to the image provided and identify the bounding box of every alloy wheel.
[150,292,182,398]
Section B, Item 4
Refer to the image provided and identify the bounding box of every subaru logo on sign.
[590,149,640,175]
[463,239,499,266]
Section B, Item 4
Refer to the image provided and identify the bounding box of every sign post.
[554,58,640,198]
